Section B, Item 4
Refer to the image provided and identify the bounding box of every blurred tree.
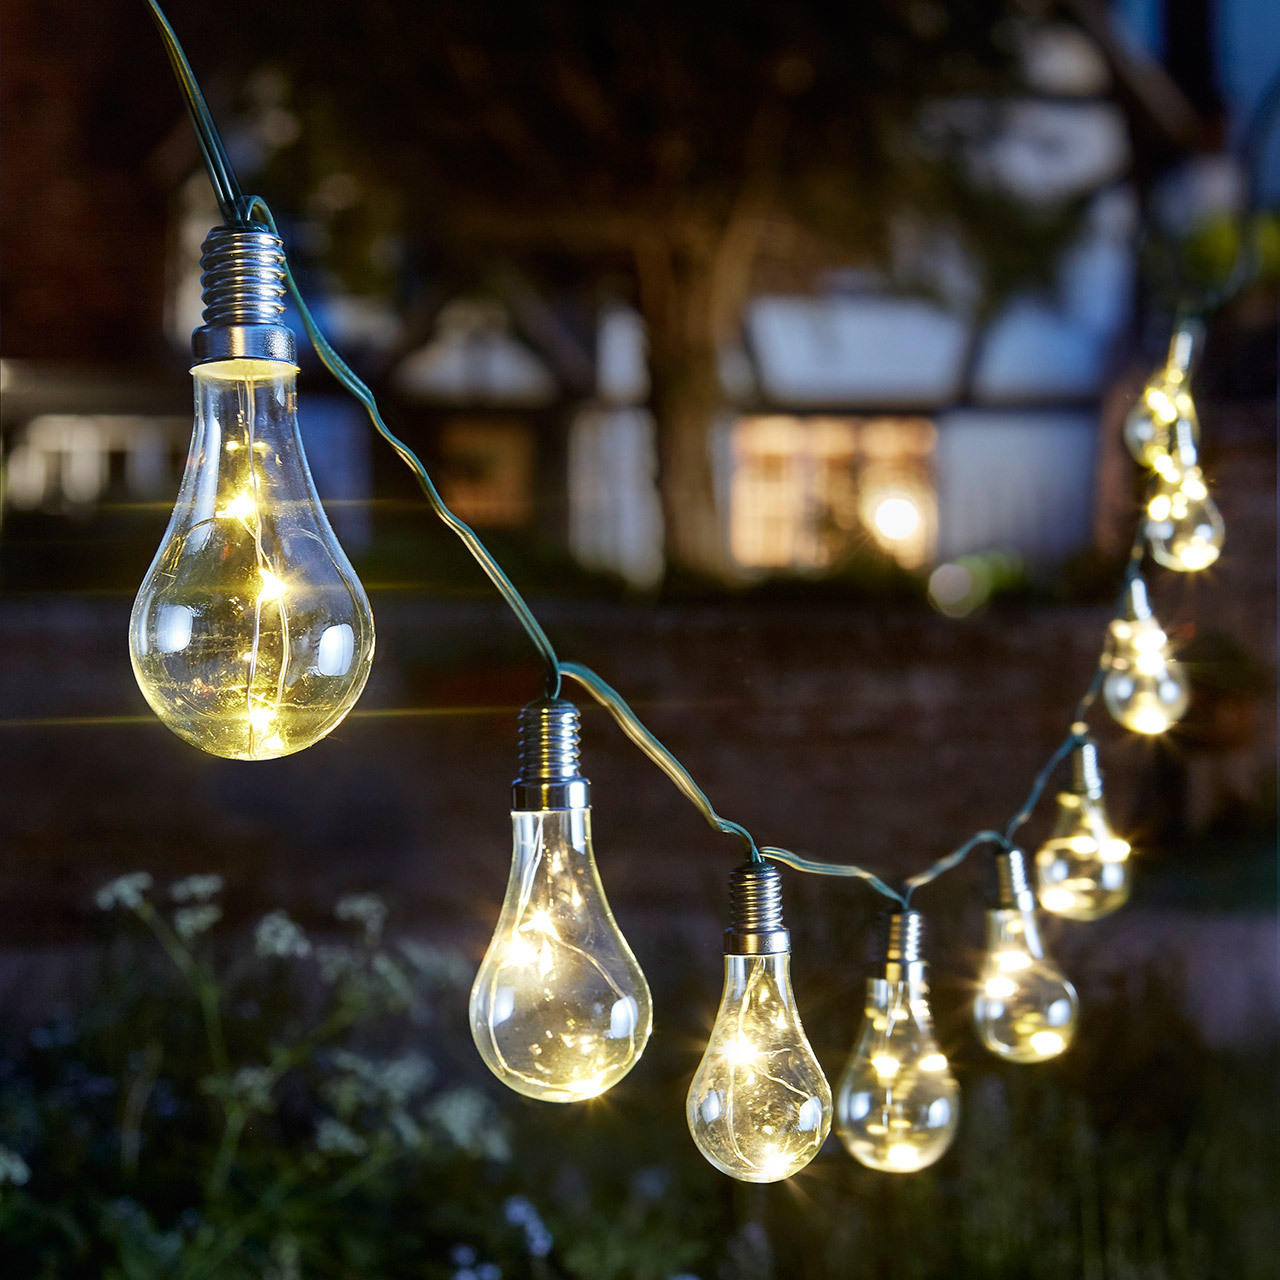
[171,0,1079,577]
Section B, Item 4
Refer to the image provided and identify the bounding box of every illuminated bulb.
[1144,418,1224,573]
[129,226,373,760]
[1123,320,1202,470]
[974,847,1078,1063]
[687,861,831,1182]
[1036,738,1130,921]
[470,700,652,1102]
[1102,577,1190,735]
[836,910,959,1173]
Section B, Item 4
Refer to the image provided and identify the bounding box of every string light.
[128,241,374,762]
[1123,319,1202,471]
[469,701,652,1102]
[126,0,1232,1184]
[1035,738,1131,921]
[686,862,831,1182]
[1102,577,1190,735]
[835,911,959,1173]
[1144,417,1225,572]
[973,847,1079,1063]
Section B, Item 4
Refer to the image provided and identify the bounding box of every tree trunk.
[634,232,743,583]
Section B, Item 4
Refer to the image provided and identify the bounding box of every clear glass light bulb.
[687,862,831,1183]
[836,913,958,1173]
[1145,465,1224,573]
[974,851,1078,1063]
[1124,322,1201,470]
[1103,580,1189,736]
[1036,741,1131,921]
[470,806,652,1102]
[1122,381,1195,470]
[130,359,374,759]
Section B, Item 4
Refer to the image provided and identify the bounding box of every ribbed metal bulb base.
[1071,739,1104,798]
[993,846,1035,912]
[886,909,924,965]
[512,698,589,810]
[725,861,790,955]
[192,224,296,365]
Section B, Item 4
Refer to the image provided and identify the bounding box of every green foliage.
[1,872,1276,1278]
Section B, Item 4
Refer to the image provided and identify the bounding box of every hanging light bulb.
[1144,416,1225,573]
[470,699,652,1102]
[1102,576,1190,735]
[835,910,959,1173]
[973,846,1078,1063]
[1123,319,1202,470]
[687,860,831,1182]
[130,225,374,760]
[1036,737,1131,921]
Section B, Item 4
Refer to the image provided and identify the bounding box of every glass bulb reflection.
[1103,613,1189,735]
[1123,379,1195,471]
[974,907,1078,1062]
[687,953,831,1182]
[1036,790,1131,921]
[836,976,958,1173]
[1146,465,1224,572]
[470,808,651,1102]
[130,360,374,759]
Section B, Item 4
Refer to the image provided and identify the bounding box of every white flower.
[170,874,224,903]
[174,904,222,941]
[315,1117,367,1156]
[254,911,311,959]
[335,893,387,943]
[0,1146,31,1186]
[372,953,414,1007]
[95,872,153,911]
[427,1089,510,1162]
[315,943,356,983]
[398,939,471,987]
[226,1066,275,1111]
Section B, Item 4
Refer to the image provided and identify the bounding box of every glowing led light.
[836,912,960,1173]
[974,849,1078,1063]
[872,495,921,542]
[1103,579,1189,736]
[471,705,651,1104]
[1037,741,1131,921]
[688,863,831,1183]
[129,341,374,762]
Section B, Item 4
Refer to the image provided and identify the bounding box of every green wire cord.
[149,0,1151,909]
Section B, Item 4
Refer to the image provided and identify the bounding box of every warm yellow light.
[1029,1030,1066,1057]
[130,362,374,761]
[871,1053,902,1080]
[872,495,921,542]
[723,1035,760,1066]
[995,950,1033,972]
[887,1143,924,1171]
[836,962,960,1174]
[688,950,831,1183]
[257,568,287,602]
[471,808,652,1104]
[974,901,1078,1063]
[984,975,1017,1000]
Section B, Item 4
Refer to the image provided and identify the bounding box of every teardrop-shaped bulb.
[1036,740,1131,925]
[470,807,652,1102]
[687,951,831,1182]
[836,933,958,1173]
[1103,614,1189,735]
[974,905,1078,1063]
[1123,381,1195,470]
[1145,465,1224,572]
[129,359,374,759]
